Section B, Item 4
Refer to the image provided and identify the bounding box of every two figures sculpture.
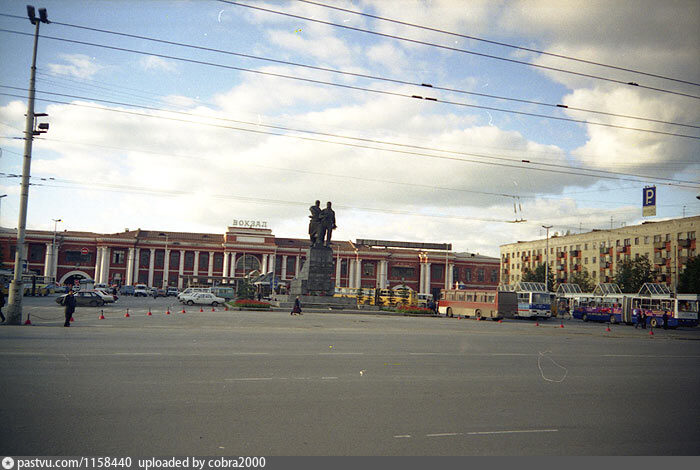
[308,200,336,247]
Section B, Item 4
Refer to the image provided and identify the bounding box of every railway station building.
[0,223,499,298]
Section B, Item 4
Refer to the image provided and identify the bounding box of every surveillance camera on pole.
[5,6,49,325]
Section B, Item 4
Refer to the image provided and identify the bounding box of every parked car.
[151,287,167,298]
[211,287,236,300]
[134,284,150,297]
[94,289,117,303]
[177,287,211,300]
[119,285,135,296]
[166,287,179,296]
[179,292,226,306]
[55,291,105,307]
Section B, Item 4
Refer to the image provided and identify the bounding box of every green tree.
[569,270,595,292]
[521,263,555,291]
[614,255,654,293]
[678,256,700,294]
[236,277,256,300]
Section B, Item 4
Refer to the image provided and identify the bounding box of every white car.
[179,292,226,306]
[134,284,150,297]
[94,289,117,303]
[177,287,211,300]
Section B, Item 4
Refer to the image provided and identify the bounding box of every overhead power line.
[217,0,700,100]
[293,0,700,88]
[0,15,691,130]
[1,89,698,189]
[1,28,697,140]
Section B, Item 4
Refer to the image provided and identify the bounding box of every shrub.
[395,305,434,315]
[232,299,271,309]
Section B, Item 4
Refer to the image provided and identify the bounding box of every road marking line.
[113,353,162,356]
[393,435,412,439]
[467,429,558,435]
[321,376,338,380]
[318,352,364,355]
[225,377,275,381]
[426,432,462,437]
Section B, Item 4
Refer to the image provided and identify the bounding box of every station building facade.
[0,224,499,297]
[500,216,699,291]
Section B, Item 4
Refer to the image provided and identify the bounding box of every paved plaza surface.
[1,296,699,456]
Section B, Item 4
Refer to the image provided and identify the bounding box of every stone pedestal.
[290,246,334,296]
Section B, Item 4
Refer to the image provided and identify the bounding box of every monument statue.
[308,200,321,246]
[318,201,337,247]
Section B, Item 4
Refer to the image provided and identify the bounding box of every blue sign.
[642,186,656,217]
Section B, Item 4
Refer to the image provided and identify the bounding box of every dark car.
[55,291,105,307]
[151,287,167,298]
[166,287,179,296]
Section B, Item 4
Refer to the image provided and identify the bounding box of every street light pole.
[0,194,7,226]
[542,225,552,292]
[159,233,168,289]
[6,7,49,325]
[51,218,62,282]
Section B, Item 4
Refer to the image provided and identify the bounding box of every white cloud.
[47,54,104,79]
[140,56,178,73]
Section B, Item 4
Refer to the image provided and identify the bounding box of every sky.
[0,0,699,257]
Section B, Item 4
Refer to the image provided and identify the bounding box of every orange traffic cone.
[212,307,216,312]
[560,321,564,328]
[649,328,654,336]
[99,310,105,320]
[124,309,130,318]
[498,319,503,323]
[147,309,152,316]
[70,316,74,322]
[166,308,171,315]
[200,307,203,312]
[606,325,611,332]
[225,306,229,311]
[181,308,186,314]
[535,321,539,327]
[24,313,32,325]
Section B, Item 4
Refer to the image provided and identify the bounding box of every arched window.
[235,254,261,273]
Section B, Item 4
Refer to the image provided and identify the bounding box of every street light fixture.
[6,6,50,325]
[542,225,553,292]
[159,233,168,289]
[51,218,62,282]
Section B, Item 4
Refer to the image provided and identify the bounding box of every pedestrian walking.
[640,311,647,329]
[64,290,76,327]
[0,289,6,323]
[291,296,302,316]
[663,311,669,330]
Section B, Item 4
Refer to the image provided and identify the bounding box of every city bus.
[509,282,553,319]
[571,283,627,324]
[334,286,418,307]
[437,288,515,320]
[630,283,699,328]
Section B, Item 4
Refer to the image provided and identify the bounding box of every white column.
[148,248,155,286]
[222,252,229,281]
[445,263,453,290]
[208,251,214,278]
[178,250,185,289]
[126,248,135,285]
[133,248,140,285]
[425,262,431,294]
[281,255,288,280]
[262,254,268,274]
[335,257,342,287]
[230,252,236,277]
[269,254,276,275]
[348,259,355,288]
[355,258,362,288]
[295,255,301,276]
[101,247,111,284]
[43,243,52,278]
[163,249,170,287]
[94,247,103,283]
[375,260,381,288]
[193,251,200,276]
[382,260,389,289]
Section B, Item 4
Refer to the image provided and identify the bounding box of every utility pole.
[51,218,61,282]
[6,6,50,325]
[542,225,552,292]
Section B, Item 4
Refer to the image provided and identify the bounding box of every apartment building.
[500,216,699,291]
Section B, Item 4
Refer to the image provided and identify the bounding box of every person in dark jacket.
[640,311,646,329]
[0,289,6,323]
[64,290,76,327]
[291,296,302,316]
[663,311,669,330]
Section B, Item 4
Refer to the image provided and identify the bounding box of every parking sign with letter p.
[642,186,656,217]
